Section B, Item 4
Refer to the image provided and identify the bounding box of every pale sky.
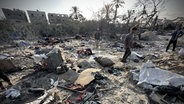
[0,0,184,20]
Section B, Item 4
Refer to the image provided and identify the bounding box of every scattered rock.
[77,59,93,69]
[94,57,114,67]
[0,54,16,73]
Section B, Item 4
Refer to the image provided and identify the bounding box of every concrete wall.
[48,13,68,24]
[2,8,28,22]
[27,10,47,24]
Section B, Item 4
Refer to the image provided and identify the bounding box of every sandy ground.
[0,35,184,104]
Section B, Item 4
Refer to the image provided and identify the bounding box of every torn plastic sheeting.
[138,60,184,87]
[33,54,47,65]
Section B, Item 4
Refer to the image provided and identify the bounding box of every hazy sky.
[0,0,184,20]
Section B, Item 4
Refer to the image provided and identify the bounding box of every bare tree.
[135,0,165,28]
[126,10,135,25]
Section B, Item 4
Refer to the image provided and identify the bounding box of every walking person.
[94,28,101,49]
[121,27,138,63]
[166,26,183,52]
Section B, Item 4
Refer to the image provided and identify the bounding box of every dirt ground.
[0,34,184,104]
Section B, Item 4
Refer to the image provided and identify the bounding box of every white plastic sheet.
[137,60,184,87]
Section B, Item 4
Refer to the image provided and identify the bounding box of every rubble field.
[0,34,184,104]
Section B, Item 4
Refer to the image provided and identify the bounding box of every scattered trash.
[65,85,96,104]
[33,54,47,65]
[179,48,184,58]
[75,68,101,86]
[6,88,20,99]
[129,52,144,63]
[106,67,122,76]
[77,48,93,57]
[50,78,59,88]
[28,88,45,96]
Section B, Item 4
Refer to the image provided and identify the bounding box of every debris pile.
[0,32,183,104]
[131,61,184,103]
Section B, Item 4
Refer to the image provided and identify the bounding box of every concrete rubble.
[0,32,184,104]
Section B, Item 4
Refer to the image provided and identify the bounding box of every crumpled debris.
[16,40,30,47]
[33,54,47,65]
[77,48,93,57]
[28,88,45,96]
[6,88,20,99]
[179,48,184,58]
[131,60,184,88]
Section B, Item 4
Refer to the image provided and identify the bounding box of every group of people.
[121,25,183,62]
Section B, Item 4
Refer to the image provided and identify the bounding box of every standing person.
[166,26,184,52]
[0,70,12,89]
[94,28,101,49]
[121,27,138,63]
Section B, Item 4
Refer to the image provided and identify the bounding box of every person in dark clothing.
[166,27,184,52]
[0,70,12,89]
[94,28,101,49]
[121,27,138,63]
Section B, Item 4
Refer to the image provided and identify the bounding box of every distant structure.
[48,13,69,24]
[27,10,47,24]
[2,8,28,23]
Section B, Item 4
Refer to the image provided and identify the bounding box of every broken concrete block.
[45,48,64,72]
[0,55,16,73]
[75,68,101,86]
[94,57,114,67]
[59,70,79,83]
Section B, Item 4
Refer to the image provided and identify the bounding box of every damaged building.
[2,8,28,23]
[27,10,48,24]
[48,13,69,24]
